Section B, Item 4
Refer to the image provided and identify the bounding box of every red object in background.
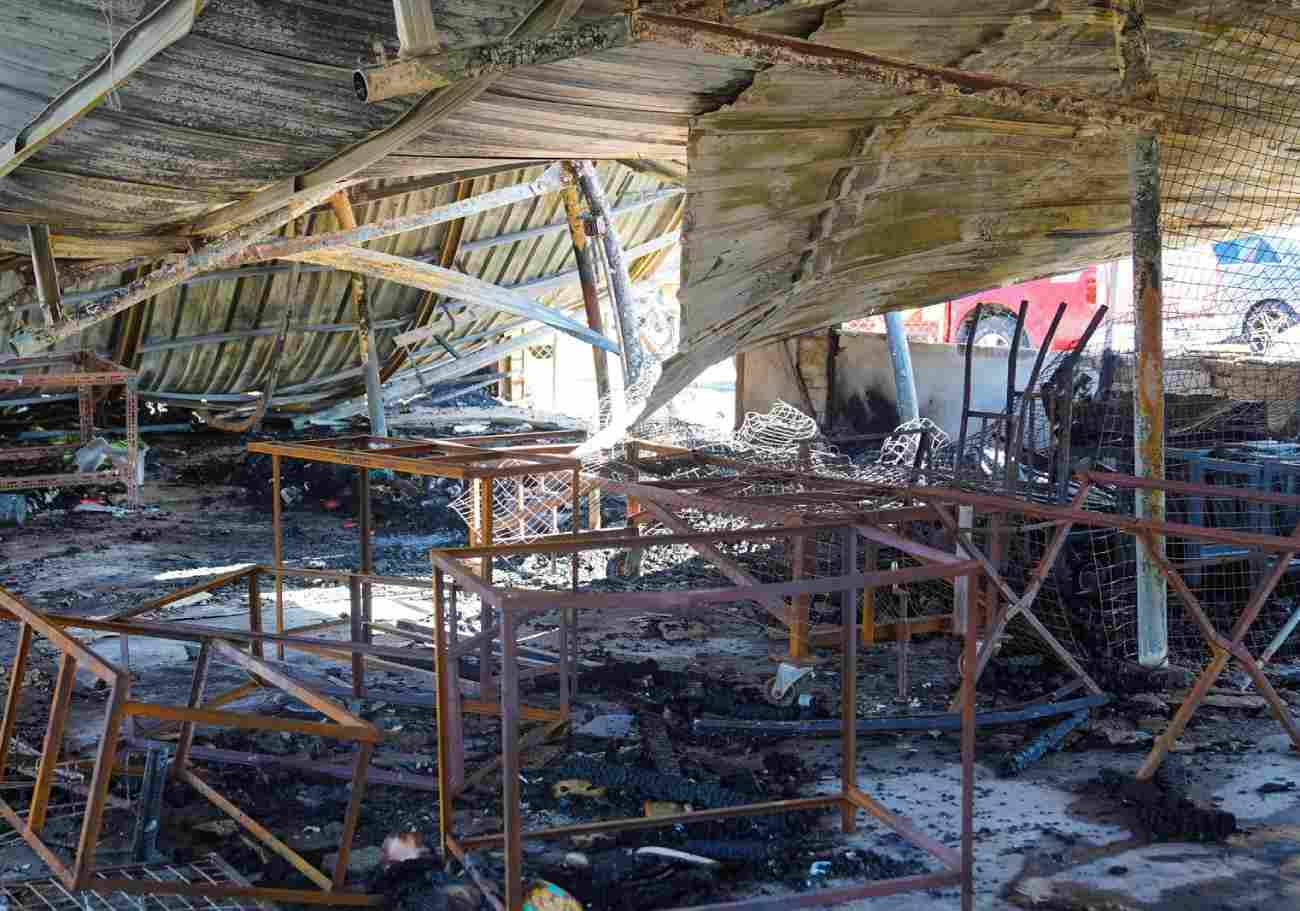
[342,519,356,529]
[321,498,340,511]
[844,265,1102,351]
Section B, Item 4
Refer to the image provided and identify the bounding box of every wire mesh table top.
[0,855,267,911]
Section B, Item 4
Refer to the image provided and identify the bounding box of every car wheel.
[956,311,1034,350]
[1243,299,1298,354]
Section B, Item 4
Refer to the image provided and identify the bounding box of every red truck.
[844,266,1104,350]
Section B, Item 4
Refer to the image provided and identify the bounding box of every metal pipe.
[26,225,64,326]
[1132,132,1167,668]
[560,171,612,411]
[1259,599,1300,667]
[999,710,1088,776]
[575,160,644,387]
[883,310,918,422]
[130,746,170,862]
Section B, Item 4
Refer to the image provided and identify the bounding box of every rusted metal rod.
[635,12,1164,131]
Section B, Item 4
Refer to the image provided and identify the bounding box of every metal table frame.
[245,434,586,677]
[0,352,140,510]
[431,527,983,911]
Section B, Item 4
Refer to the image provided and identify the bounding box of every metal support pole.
[355,274,388,437]
[125,379,140,510]
[272,453,285,662]
[960,566,977,911]
[331,191,388,437]
[26,225,64,326]
[953,505,973,632]
[560,171,613,414]
[1132,132,1168,668]
[500,607,523,911]
[575,160,644,389]
[883,310,919,423]
[358,468,374,696]
[131,746,170,863]
[840,528,859,834]
[78,384,94,443]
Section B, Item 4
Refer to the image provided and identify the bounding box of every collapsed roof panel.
[0,161,682,416]
[645,1,1277,413]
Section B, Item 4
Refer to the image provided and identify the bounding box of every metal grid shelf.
[0,854,267,911]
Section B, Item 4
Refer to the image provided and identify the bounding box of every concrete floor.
[1,478,1299,909]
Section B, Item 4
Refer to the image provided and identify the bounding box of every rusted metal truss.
[0,352,140,510]
[431,527,983,911]
[0,586,382,906]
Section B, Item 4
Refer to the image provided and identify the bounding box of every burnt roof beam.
[7,165,569,357]
[358,8,1166,131]
[281,245,621,355]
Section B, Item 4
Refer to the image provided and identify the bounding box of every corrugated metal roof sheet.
[0,0,739,413]
[0,161,682,415]
[3,0,1275,423]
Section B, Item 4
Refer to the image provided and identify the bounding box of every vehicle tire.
[1242,298,1298,354]
[955,311,1034,350]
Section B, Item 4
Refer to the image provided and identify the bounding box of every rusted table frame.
[623,443,1300,553]
[1070,474,1300,780]
[247,435,582,480]
[92,561,542,703]
[248,434,590,689]
[839,471,1300,764]
[431,536,982,911]
[595,466,946,660]
[0,352,139,509]
[0,587,382,906]
[604,449,1300,727]
[920,483,1106,698]
[82,556,566,798]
